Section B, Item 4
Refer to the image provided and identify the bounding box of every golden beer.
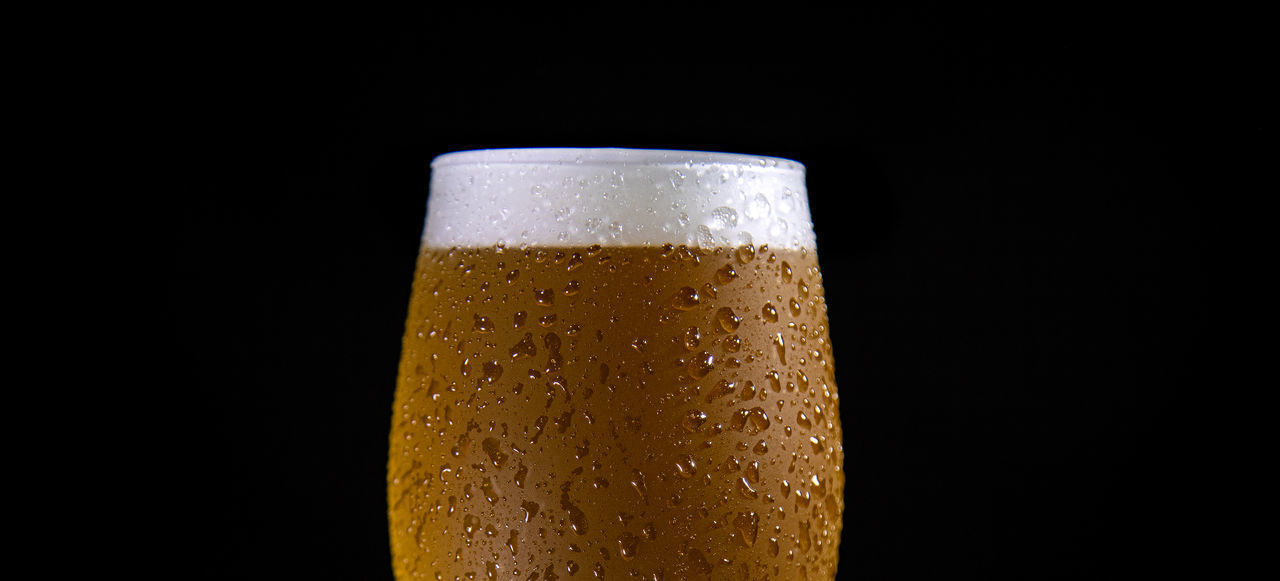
[389,150,844,580]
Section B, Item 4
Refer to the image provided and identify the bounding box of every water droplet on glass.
[617,532,639,561]
[481,360,503,383]
[682,327,701,350]
[796,411,812,430]
[687,351,714,379]
[715,263,738,284]
[516,501,538,525]
[674,454,698,478]
[733,511,759,546]
[767,370,782,392]
[708,206,739,230]
[762,303,779,323]
[672,287,700,311]
[473,315,494,333]
[681,410,708,432]
[745,194,771,220]
[716,307,742,332]
[509,333,537,360]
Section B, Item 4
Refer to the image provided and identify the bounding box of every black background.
[165,2,1233,579]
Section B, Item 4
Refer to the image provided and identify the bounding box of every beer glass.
[389,149,844,580]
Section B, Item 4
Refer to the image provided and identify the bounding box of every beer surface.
[389,244,843,580]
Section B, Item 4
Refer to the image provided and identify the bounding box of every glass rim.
[430,148,805,171]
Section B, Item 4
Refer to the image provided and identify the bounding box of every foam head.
[424,148,814,250]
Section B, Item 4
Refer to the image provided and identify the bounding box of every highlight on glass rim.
[388,148,844,580]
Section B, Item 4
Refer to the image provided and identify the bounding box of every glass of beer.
[389,149,844,580]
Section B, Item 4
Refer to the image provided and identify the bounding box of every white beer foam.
[424,148,815,250]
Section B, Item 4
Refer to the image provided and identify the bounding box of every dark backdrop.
[165,3,1225,579]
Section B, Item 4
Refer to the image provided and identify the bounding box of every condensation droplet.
[767,370,782,392]
[716,307,742,332]
[682,327,701,350]
[681,410,708,432]
[672,287,700,311]
[715,263,738,284]
[481,437,508,468]
[745,194,771,220]
[674,454,698,479]
[796,411,813,430]
[733,511,760,546]
[762,303,779,323]
[687,351,714,379]
[509,333,537,359]
[709,206,739,230]
[617,532,639,561]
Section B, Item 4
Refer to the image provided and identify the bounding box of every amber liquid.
[389,244,844,580]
